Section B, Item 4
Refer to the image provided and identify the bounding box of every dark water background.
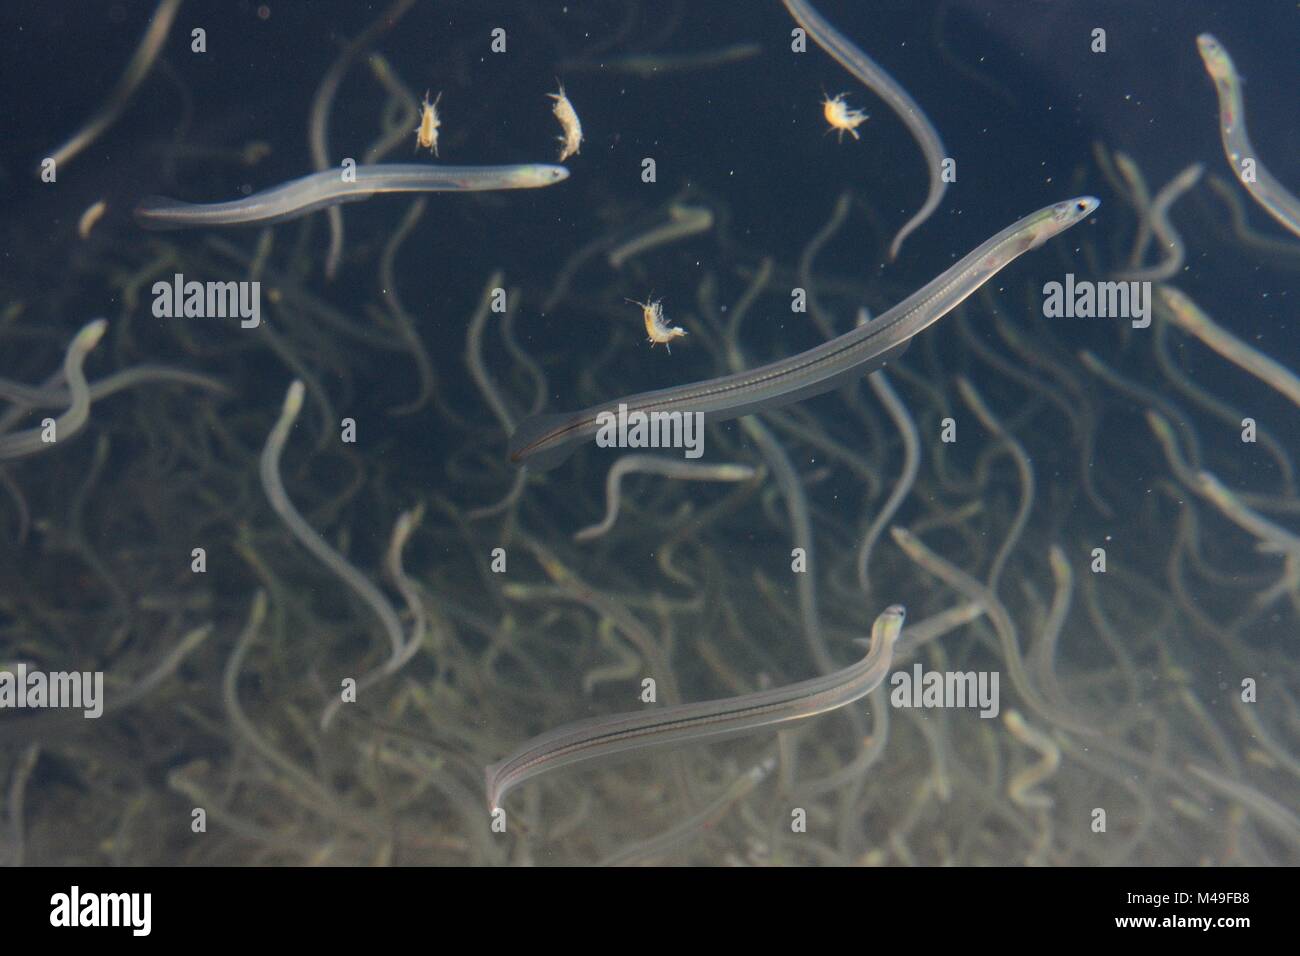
[0,0,1296,866]
[3,0,1296,434]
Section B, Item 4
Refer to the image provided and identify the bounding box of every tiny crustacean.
[627,296,687,352]
[821,91,869,142]
[548,81,583,162]
[415,90,442,155]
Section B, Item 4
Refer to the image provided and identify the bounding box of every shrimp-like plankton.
[548,81,583,162]
[415,91,442,155]
[822,91,868,142]
[627,297,687,353]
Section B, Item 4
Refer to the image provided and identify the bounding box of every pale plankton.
[822,91,868,141]
[414,91,442,155]
[548,81,583,161]
[627,296,687,352]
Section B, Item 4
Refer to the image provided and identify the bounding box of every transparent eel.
[41,0,182,174]
[134,163,569,230]
[485,604,906,811]
[1113,163,1203,282]
[573,455,757,542]
[1157,285,1300,409]
[0,319,106,460]
[1196,34,1300,239]
[510,196,1099,470]
[782,0,948,259]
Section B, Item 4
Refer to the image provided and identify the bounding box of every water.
[0,0,1296,867]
